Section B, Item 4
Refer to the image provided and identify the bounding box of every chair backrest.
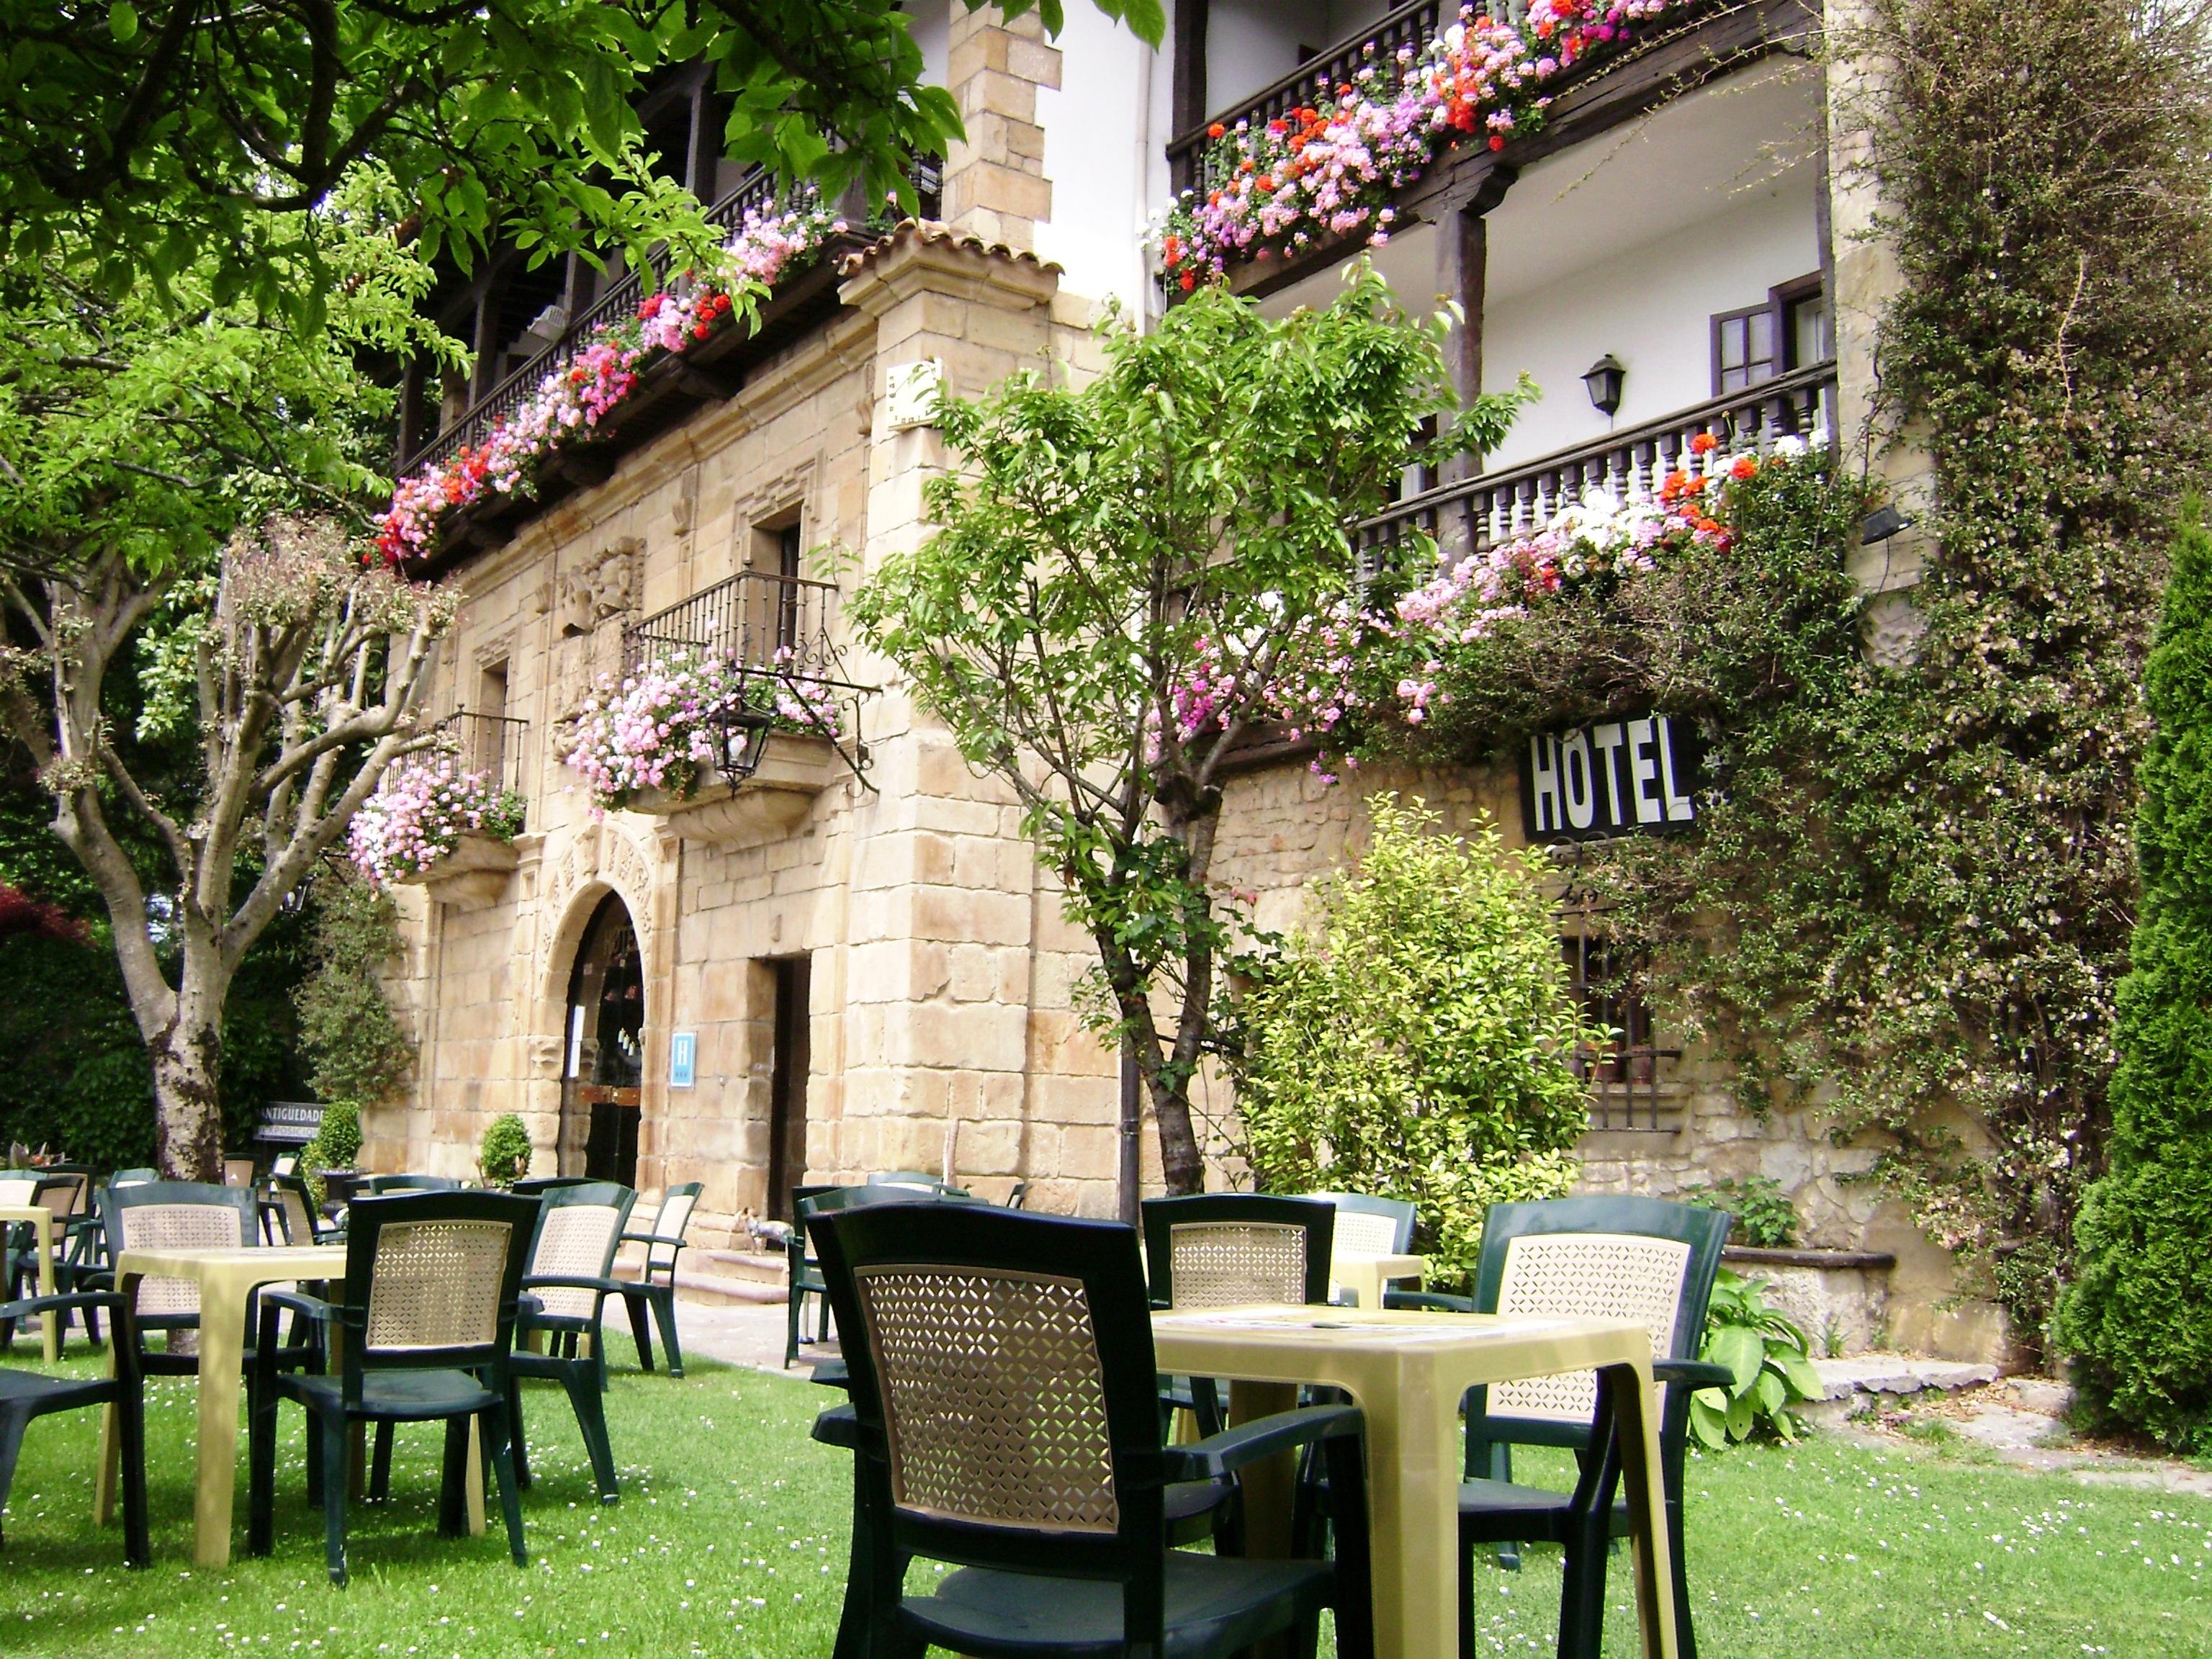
[811,1205,1172,1632]
[799,1184,983,1222]
[1310,1191,1417,1257]
[867,1170,956,1191]
[511,1176,592,1198]
[1005,1180,1032,1210]
[641,1182,703,1272]
[337,1191,537,1387]
[222,1157,256,1189]
[270,1154,300,1179]
[0,1173,41,1207]
[1473,1195,1732,1427]
[112,1168,157,1187]
[98,1180,260,1321]
[366,1173,464,1195]
[1139,1194,1335,1310]
[268,1174,322,1246]
[526,1181,636,1320]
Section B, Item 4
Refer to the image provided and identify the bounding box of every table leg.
[36,1214,57,1362]
[192,1277,253,1569]
[467,1418,485,1536]
[1601,1359,1678,1659]
[1367,1364,1454,1659]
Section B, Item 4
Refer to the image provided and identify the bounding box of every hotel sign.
[1521,713,1704,845]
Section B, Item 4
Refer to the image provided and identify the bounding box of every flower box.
[395,832,521,907]
[621,734,841,847]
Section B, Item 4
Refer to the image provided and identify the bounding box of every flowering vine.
[375,196,850,563]
[562,649,844,814]
[348,755,526,886]
[1156,0,1709,287]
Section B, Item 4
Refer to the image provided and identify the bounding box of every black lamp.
[715,703,775,784]
[1582,354,1626,418]
[1860,503,1914,545]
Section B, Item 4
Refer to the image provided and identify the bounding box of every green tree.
[0,223,457,1177]
[853,270,1524,1198]
[1233,796,1594,1285]
[0,0,1160,325]
[294,869,413,1110]
[2056,503,2212,1449]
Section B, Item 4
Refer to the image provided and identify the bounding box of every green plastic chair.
[364,1173,464,1195]
[810,1202,1377,1659]
[246,1190,538,1584]
[616,1182,702,1377]
[785,1183,980,1367]
[1398,1195,1734,1659]
[0,1287,149,1563]
[505,1180,637,1502]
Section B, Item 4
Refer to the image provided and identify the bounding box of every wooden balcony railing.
[1357,359,1838,565]
[403,159,942,477]
[1166,0,1458,194]
[620,570,840,682]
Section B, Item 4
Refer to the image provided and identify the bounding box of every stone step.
[673,1268,788,1308]
[1802,1354,2001,1426]
[698,1249,789,1285]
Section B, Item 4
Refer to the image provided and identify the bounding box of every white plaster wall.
[1480,169,1818,466]
[908,0,950,89]
[1202,0,1399,112]
[1036,4,1176,320]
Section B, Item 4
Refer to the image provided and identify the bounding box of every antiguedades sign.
[1520,713,1704,845]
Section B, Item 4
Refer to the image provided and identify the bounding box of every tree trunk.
[150,1025,225,1180]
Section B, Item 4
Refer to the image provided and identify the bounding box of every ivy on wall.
[1345,0,2212,1350]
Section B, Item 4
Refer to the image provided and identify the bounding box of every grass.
[1,1332,2210,1658]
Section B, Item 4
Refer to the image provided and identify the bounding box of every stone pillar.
[941,6,1061,251]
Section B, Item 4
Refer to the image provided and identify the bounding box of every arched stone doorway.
[559,891,644,1184]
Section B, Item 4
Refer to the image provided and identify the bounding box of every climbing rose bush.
[375,197,848,562]
[348,755,526,885]
[564,651,844,814]
[1157,0,1710,287]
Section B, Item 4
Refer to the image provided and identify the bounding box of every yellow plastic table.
[94,1244,489,1568]
[0,1205,59,1361]
[1151,1305,1678,1659]
[1331,1251,1426,1310]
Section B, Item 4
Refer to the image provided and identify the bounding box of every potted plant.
[479,1113,534,1190]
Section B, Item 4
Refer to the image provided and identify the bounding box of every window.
[753,513,806,656]
[1557,885,1681,1131]
[1711,272,1829,397]
[765,956,811,1219]
[473,660,510,780]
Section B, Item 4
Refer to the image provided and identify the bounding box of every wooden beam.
[1169,0,1210,192]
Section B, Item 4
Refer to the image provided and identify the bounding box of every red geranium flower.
[1208,122,1226,138]
[1690,431,1719,454]
[1730,454,1758,480]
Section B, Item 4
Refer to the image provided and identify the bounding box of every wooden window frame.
[1710,270,1827,397]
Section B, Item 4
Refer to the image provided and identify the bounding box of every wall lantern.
[715,703,775,785]
[1582,354,1626,418]
[1860,503,1915,545]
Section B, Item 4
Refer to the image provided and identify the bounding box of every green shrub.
[2056,503,2212,1450]
[479,1113,532,1189]
[1690,1269,1825,1448]
[293,872,413,1108]
[1688,1174,1799,1249]
[1233,795,1598,1287]
[304,1099,361,1174]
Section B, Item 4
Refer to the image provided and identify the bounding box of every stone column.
[941,6,1062,251]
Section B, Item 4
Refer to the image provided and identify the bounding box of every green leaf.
[1689,1395,1730,1452]
[1779,1352,1825,1403]
[109,1,138,41]
[1708,1325,1767,1395]
[1725,1392,1755,1441]
[1754,1367,1789,1416]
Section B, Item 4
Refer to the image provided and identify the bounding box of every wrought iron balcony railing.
[620,570,840,681]
[433,710,531,812]
[403,158,943,478]
[1357,359,1838,566]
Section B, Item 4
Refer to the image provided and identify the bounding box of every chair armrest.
[809,1358,851,1389]
[618,1231,685,1251]
[1655,1359,1737,1393]
[811,1403,863,1450]
[1159,1403,1364,1481]
[521,1273,629,1300]
[0,1289,123,1322]
[262,1289,343,1326]
[1383,1289,1477,1313]
[76,1269,117,1292]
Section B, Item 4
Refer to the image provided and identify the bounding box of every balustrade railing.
[403,158,941,477]
[1357,359,1838,568]
[621,570,840,681]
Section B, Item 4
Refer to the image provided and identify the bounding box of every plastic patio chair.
[0,1287,149,1563]
[1,1173,82,1351]
[94,1179,321,1391]
[246,1189,538,1585]
[785,1183,986,1368]
[1397,1195,1734,1659]
[364,1174,464,1195]
[809,1202,1377,1659]
[505,1179,637,1503]
[511,1176,593,1197]
[616,1181,701,1377]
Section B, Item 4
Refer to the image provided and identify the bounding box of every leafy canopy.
[1233,796,1595,1285]
[0,0,1162,325]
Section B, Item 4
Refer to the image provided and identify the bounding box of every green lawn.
[1,1334,2208,1657]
